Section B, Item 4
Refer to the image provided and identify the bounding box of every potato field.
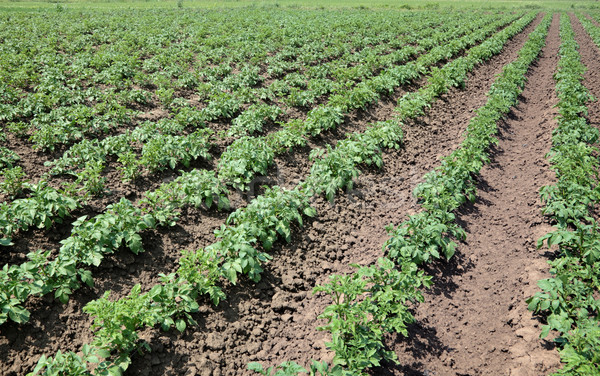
[0,5,599,376]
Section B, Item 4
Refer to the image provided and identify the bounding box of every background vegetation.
[0,0,599,11]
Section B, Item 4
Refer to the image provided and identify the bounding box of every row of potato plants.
[26,114,406,376]
[39,10,480,179]
[0,11,495,238]
[0,11,522,321]
[25,11,539,376]
[0,167,229,326]
[218,12,521,193]
[578,12,600,48]
[273,11,497,110]
[0,59,344,239]
[0,121,213,243]
[249,12,551,376]
[0,6,478,140]
[0,9,497,185]
[525,13,599,375]
[0,9,449,152]
[0,9,502,231]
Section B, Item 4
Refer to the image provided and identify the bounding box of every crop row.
[1,10,504,184]
[525,13,599,375]
[41,9,490,176]
[0,11,527,327]
[578,11,600,46]
[33,10,542,376]
[0,9,459,153]
[24,12,540,376]
[0,11,511,246]
[26,102,405,376]
[0,9,440,94]
[251,12,552,376]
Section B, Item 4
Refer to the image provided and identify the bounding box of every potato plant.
[526,14,600,374]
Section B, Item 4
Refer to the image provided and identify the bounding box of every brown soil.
[0,12,577,376]
[388,14,563,376]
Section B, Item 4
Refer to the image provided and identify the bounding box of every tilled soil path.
[390,14,563,376]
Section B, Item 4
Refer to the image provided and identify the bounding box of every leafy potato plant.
[527,14,599,374]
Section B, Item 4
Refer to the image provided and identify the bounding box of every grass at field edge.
[0,0,599,11]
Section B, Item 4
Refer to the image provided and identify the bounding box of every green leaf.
[303,207,317,217]
[247,362,264,372]
[161,317,174,331]
[80,270,94,287]
[96,349,112,358]
[205,195,213,208]
[55,287,71,304]
[142,215,156,228]
[539,300,550,311]
[108,366,124,376]
[175,318,186,332]
[527,297,539,312]
[8,306,30,323]
[225,267,238,284]
[263,239,273,251]
[0,238,13,246]
[537,279,553,292]
[32,355,48,374]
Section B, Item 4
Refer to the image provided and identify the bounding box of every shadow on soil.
[371,320,452,376]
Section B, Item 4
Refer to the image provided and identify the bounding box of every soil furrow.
[389,14,562,376]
